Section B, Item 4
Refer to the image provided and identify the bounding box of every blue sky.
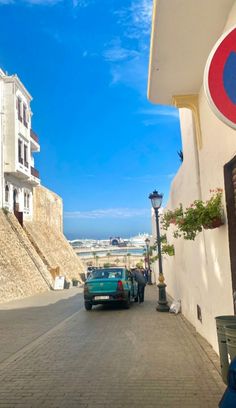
[0,0,181,239]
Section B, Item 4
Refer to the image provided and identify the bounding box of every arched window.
[5,185,9,203]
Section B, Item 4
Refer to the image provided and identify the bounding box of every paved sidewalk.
[0,286,225,407]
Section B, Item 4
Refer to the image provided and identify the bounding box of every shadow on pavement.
[0,291,84,363]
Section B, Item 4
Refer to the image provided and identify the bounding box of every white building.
[0,71,3,209]
[0,69,40,221]
[148,0,236,352]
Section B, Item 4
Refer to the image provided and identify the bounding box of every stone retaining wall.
[24,221,85,281]
[0,210,53,303]
[33,186,63,232]
[0,186,84,303]
[27,186,85,281]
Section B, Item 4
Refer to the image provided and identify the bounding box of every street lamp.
[145,237,152,285]
[149,190,169,312]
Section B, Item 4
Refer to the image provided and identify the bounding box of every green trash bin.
[215,316,236,384]
[225,324,236,364]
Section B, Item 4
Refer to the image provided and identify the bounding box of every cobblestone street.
[0,286,225,407]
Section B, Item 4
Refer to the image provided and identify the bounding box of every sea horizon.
[65,232,150,241]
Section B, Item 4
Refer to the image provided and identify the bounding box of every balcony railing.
[31,166,39,179]
[30,129,39,144]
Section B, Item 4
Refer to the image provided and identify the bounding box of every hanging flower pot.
[203,217,224,230]
[161,189,224,240]
[201,190,224,230]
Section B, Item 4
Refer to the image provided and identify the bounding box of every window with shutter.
[24,144,28,168]
[17,97,22,122]
[23,104,28,128]
[18,139,23,164]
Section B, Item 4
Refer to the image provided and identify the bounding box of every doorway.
[13,189,18,213]
[224,155,236,312]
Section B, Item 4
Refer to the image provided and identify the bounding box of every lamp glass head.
[149,190,163,209]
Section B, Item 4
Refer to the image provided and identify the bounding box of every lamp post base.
[156,282,170,312]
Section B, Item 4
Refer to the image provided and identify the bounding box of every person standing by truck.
[133,268,146,303]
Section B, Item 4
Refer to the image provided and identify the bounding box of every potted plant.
[201,189,224,229]
[161,205,183,230]
[161,189,224,240]
[174,202,203,240]
[162,204,202,240]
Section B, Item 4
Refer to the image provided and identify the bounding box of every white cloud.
[133,0,152,24]
[64,208,149,219]
[110,68,121,86]
[104,0,152,94]
[72,0,90,8]
[0,0,62,4]
[167,173,175,179]
[139,107,179,118]
[138,106,180,126]
[0,0,89,5]
[108,54,148,94]
[142,117,179,126]
[103,46,139,62]
[103,38,141,88]
[115,0,152,40]
[103,38,139,63]
[122,173,176,182]
[27,0,62,3]
[129,0,152,38]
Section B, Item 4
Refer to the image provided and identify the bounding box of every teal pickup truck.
[84,267,138,310]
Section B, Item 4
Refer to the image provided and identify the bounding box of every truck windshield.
[90,269,124,280]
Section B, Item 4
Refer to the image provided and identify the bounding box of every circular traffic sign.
[204,25,236,129]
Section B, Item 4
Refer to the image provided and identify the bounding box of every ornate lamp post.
[145,237,152,285]
[149,190,169,312]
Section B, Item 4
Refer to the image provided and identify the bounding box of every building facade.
[0,69,40,221]
[148,0,236,352]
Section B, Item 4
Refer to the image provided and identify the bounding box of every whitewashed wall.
[153,2,236,353]
[153,102,236,353]
[0,77,3,208]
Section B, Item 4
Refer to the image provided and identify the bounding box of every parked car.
[219,358,236,407]
[83,267,138,310]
